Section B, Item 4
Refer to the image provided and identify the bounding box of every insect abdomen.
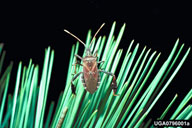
[83,58,99,94]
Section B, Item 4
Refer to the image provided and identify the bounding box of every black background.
[0,1,191,125]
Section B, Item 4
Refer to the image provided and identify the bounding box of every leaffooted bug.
[64,23,118,96]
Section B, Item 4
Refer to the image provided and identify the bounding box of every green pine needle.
[0,22,191,128]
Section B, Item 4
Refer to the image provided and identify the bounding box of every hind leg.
[71,72,83,95]
[98,70,119,96]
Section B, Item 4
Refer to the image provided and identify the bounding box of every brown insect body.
[64,23,118,96]
[83,56,99,94]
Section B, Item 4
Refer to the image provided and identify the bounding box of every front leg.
[75,54,83,60]
[71,72,83,95]
[99,70,119,96]
[97,60,105,69]
[97,60,105,64]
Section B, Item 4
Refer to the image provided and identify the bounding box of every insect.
[64,23,118,96]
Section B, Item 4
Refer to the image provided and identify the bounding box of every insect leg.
[99,70,119,96]
[97,60,105,66]
[72,61,83,66]
[75,54,83,60]
[74,57,78,74]
[97,60,105,64]
[97,60,105,69]
[72,58,83,74]
[72,54,83,74]
[71,72,83,95]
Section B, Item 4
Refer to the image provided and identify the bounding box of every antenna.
[64,29,86,47]
[89,23,105,48]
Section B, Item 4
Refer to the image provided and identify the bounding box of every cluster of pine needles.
[0,22,191,128]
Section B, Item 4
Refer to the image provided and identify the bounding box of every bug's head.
[64,23,105,56]
[85,48,92,56]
